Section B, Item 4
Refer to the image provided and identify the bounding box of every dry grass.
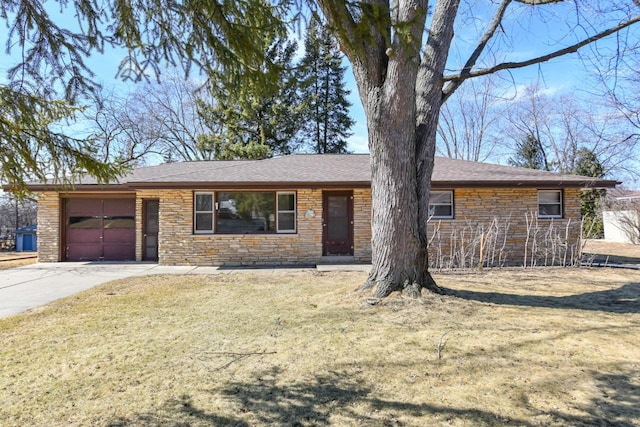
[583,239,640,260]
[1,268,639,426]
[0,257,36,270]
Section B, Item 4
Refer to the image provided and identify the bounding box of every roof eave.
[129,181,373,190]
[12,183,132,192]
[20,179,620,192]
[431,179,620,189]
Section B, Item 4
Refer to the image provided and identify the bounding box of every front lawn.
[1,268,639,426]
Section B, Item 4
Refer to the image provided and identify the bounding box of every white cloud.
[347,134,369,153]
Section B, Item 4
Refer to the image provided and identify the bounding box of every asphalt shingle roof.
[26,154,620,189]
[125,154,371,184]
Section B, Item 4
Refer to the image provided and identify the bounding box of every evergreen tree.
[297,17,354,154]
[1,0,285,189]
[574,148,606,179]
[508,134,549,170]
[574,148,606,238]
[196,36,303,160]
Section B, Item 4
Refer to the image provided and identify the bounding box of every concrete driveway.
[0,261,371,319]
[0,262,221,319]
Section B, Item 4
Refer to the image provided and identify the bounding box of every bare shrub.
[428,213,581,270]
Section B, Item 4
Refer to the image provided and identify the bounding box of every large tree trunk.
[355,21,433,298]
[319,0,458,298]
[359,0,460,298]
[360,89,432,298]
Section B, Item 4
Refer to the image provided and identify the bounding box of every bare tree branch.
[442,0,513,102]
[443,15,640,85]
[515,0,563,4]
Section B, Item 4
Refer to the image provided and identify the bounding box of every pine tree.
[297,17,354,154]
[196,37,303,160]
[574,148,606,238]
[508,134,549,170]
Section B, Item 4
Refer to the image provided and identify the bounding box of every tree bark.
[355,0,459,298]
[361,87,427,298]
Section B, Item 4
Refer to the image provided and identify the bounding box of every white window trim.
[276,191,297,233]
[538,190,563,219]
[194,192,215,234]
[429,190,454,219]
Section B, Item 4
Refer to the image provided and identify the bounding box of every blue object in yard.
[16,224,37,252]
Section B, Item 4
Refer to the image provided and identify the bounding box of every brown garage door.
[65,198,136,261]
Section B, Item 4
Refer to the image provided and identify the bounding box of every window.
[193,191,296,234]
[429,191,454,219]
[194,193,214,233]
[538,190,562,218]
[217,192,275,233]
[277,192,296,233]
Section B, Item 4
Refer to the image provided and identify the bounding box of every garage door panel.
[65,198,136,261]
[103,216,135,230]
[103,199,135,216]
[68,216,103,229]
[67,229,102,244]
[103,229,135,244]
[103,244,136,261]
[67,244,103,261]
[66,199,103,216]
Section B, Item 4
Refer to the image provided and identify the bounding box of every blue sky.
[1,2,637,181]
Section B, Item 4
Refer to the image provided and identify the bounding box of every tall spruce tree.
[196,36,303,160]
[297,17,354,154]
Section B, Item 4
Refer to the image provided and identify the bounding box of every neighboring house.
[602,189,640,244]
[19,154,618,267]
[15,224,37,252]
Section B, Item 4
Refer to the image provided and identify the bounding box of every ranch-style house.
[23,154,618,267]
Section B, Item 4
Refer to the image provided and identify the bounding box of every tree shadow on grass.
[543,371,640,427]
[443,282,640,314]
[107,394,249,426]
[105,367,536,426]
[213,367,536,426]
[219,367,369,425]
[105,367,640,426]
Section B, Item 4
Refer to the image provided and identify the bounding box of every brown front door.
[322,191,354,256]
[143,200,159,261]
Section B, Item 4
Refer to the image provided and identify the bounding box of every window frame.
[193,191,297,234]
[194,192,215,233]
[276,192,297,233]
[428,190,454,219]
[537,189,563,219]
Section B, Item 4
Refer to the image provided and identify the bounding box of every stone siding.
[35,186,584,267]
[36,192,61,262]
[353,189,372,262]
[427,188,583,267]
